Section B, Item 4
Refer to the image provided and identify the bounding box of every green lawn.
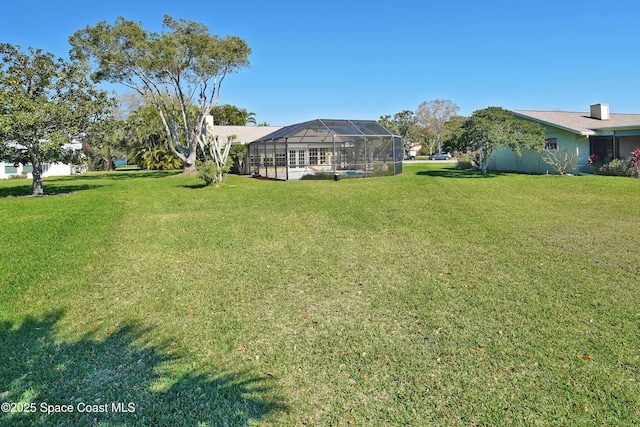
[1,164,638,426]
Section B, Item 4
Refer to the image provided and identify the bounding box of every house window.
[264,148,274,166]
[289,150,306,168]
[309,148,318,165]
[4,162,17,174]
[319,148,327,164]
[545,138,557,149]
[276,150,286,166]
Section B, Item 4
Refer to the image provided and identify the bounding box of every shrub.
[370,168,393,178]
[8,173,28,179]
[88,155,115,172]
[196,160,221,186]
[132,147,182,170]
[456,153,474,170]
[300,172,334,180]
[541,148,577,175]
[196,157,232,186]
[631,148,640,177]
[595,158,636,177]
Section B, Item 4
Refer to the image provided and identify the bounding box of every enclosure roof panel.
[251,119,398,143]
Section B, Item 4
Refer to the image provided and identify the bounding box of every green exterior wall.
[2,160,18,174]
[490,126,591,174]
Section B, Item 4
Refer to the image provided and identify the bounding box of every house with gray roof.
[491,104,640,174]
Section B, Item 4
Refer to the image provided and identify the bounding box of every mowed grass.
[1,164,638,426]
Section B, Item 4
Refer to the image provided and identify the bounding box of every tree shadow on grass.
[0,184,105,198]
[416,167,507,179]
[0,170,182,197]
[0,312,284,426]
[180,183,208,189]
[51,170,181,181]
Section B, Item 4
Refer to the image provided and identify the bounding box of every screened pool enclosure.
[248,119,402,180]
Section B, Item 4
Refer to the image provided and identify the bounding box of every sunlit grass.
[1,165,639,426]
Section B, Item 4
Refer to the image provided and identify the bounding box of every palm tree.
[239,108,257,125]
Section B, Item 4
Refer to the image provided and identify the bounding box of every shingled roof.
[208,125,283,144]
[512,109,640,135]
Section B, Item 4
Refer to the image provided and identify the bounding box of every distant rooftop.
[204,118,282,144]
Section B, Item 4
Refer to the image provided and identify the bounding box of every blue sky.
[2,0,639,125]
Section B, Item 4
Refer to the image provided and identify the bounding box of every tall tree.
[83,113,126,171]
[379,110,421,155]
[0,43,114,195]
[69,15,251,178]
[416,99,460,154]
[117,90,147,119]
[378,115,397,134]
[211,104,257,126]
[453,106,545,174]
[440,115,466,153]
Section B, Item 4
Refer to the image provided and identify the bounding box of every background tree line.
[1,15,253,195]
[380,100,545,174]
[87,99,261,172]
[379,99,462,157]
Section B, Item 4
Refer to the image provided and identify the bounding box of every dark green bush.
[87,155,115,172]
[595,158,636,177]
[132,147,181,170]
[457,153,475,169]
[196,160,219,186]
[300,172,334,180]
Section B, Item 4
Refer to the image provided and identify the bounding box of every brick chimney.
[590,104,609,120]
